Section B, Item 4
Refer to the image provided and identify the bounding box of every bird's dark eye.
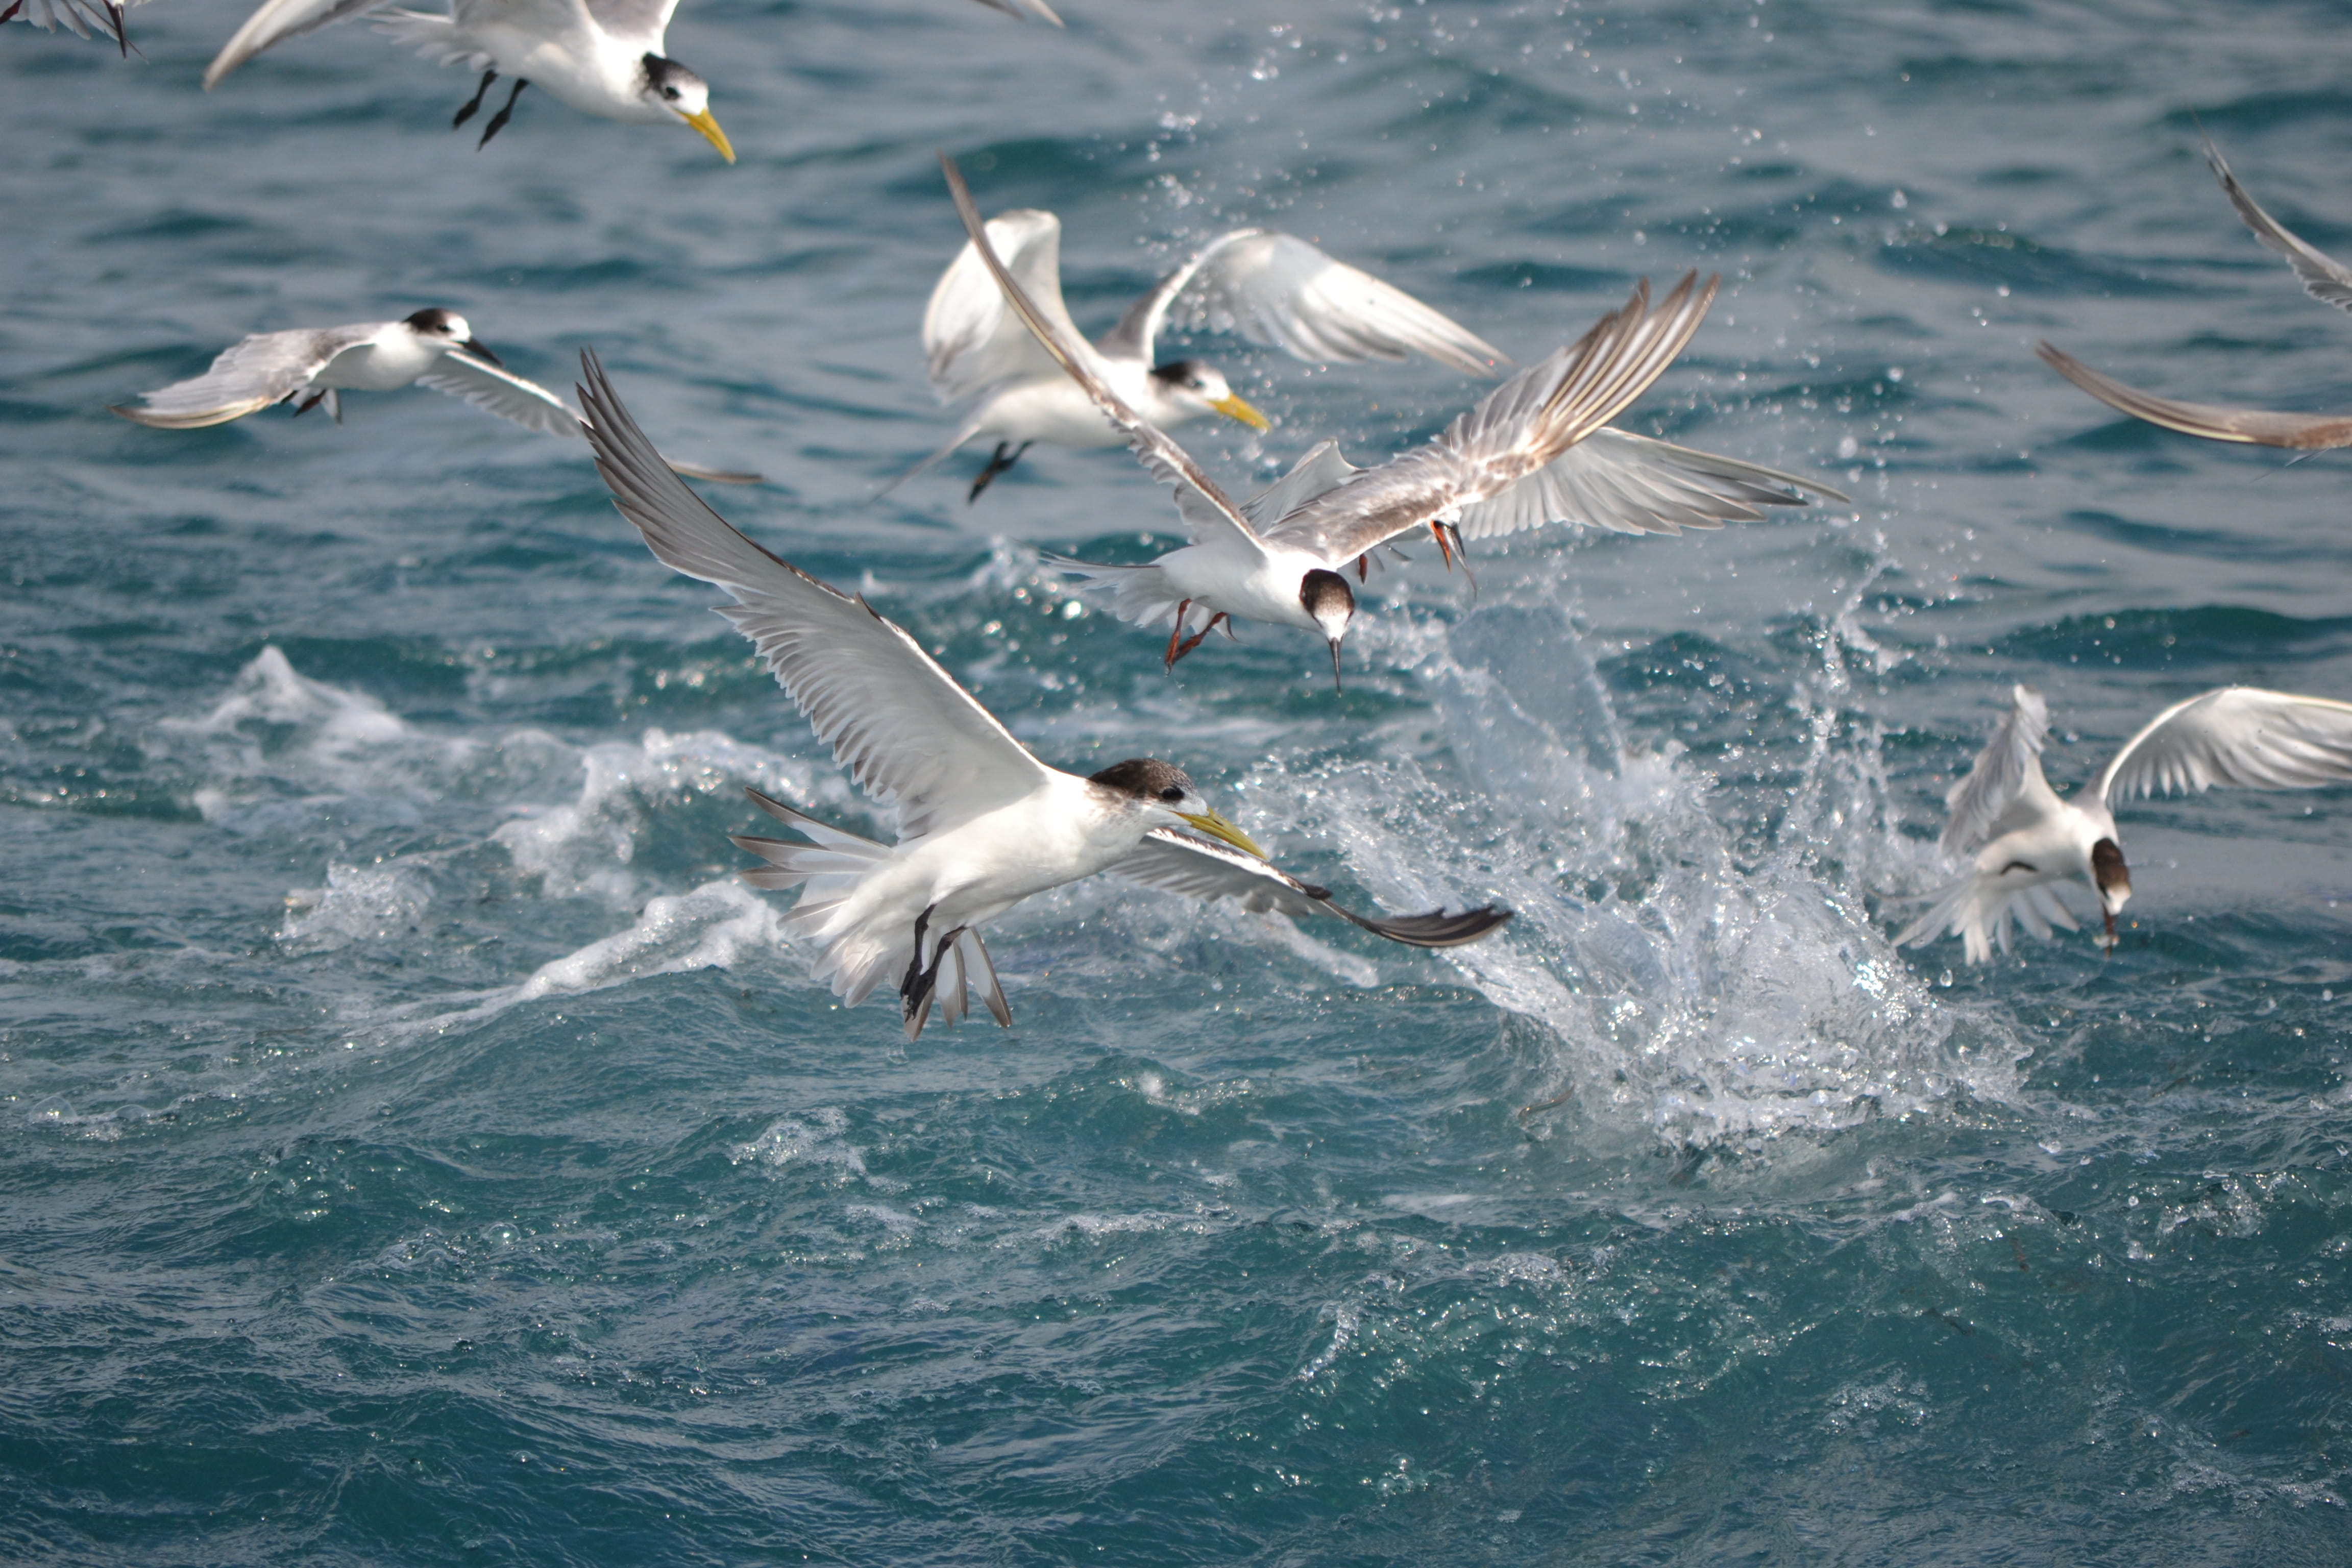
[1159,787,1184,802]
[663,86,680,98]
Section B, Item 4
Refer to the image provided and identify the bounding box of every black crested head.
[2091,837,2130,898]
[1149,358,1209,390]
[404,308,461,335]
[1299,568,1354,625]
[1087,757,1195,804]
[641,53,705,98]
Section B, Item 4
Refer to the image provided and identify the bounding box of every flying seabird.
[112,309,759,482]
[937,154,1843,686]
[1899,682,2352,964]
[202,0,736,159]
[2040,137,2352,451]
[898,197,1511,502]
[574,348,1512,1039]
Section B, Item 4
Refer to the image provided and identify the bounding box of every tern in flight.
[574,349,1512,1039]
[203,0,737,158]
[900,194,1510,502]
[937,154,1842,687]
[112,308,759,482]
[1900,683,2352,964]
[2041,137,2352,452]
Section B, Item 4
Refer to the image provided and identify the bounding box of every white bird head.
[402,308,500,367]
[640,55,734,163]
[1148,359,1269,431]
[1087,757,1264,857]
[1298,569,1356,692]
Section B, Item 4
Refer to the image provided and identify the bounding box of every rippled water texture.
[9,1,2352,1562]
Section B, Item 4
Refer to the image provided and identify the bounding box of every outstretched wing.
[1259,274,1719,564]
[922,209,1085,405]
[1238,440,1363,529]
[1940,683,2053,857]
[966,0,1061,21]
[939,153,1271,563]
[2205,136,2352,314]
[416,349,582,436]
[109,324,376,429]
[1111,828,1513,948]
[2098,686,2352,805]
[1454,428,1847,541]
[2037,341,2352,450]
[205,0,395,87]
[580,0,678,47]
[1099,229,1509,378]
[577,349,1051,841]
[11,0,153,47]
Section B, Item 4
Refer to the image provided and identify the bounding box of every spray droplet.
[1939,969,1953,989]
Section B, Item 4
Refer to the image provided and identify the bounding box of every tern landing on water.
[896,195,1511,503]
[203,0,736,158]
[2040,137,2352,452]
[111,309,759,483]
[936,155,1843,687]
[574,349,1510,1039]
[1899,683,2352,965]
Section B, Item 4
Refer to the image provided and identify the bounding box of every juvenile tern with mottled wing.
[1900,683,2352,964]
[574,348,1511,1039]
[2041,137,2352,451]
[899,196,1510,501]
[112,309,758,482]
[938,154,1842,687]
[204,0,736,158]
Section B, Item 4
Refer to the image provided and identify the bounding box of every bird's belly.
[974,382,1129,449]
[895,799,1137,930]
[315,345,430,392]
[468,28,653,120]
[1158,550,1315,629]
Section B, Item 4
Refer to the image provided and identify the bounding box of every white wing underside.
[110,325,379,427]
[1099,229,1508,377]
[1897,869,2080,965]
[1938,683,2055,857]
[922,210,1091,406]
[2205,136,2352,314]
[205,0,398,86]
[415,350,582,436]
[576,349,1051,842]
[2098,687,2352,805]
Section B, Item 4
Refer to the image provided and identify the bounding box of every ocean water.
[8,0,2352,1561]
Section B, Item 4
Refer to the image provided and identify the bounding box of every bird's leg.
[2100,906,2117,955]
[1439,522,1475,596]
[452,68,498,129]
[899,904,937,1019]
[1354,553,1368,583]
[291,391,325,419]
[1169,612,1228,664]
[966,440,1030,504]
[476,79,528,150]
[1429,520,1454,571]
[902,911,971,1031]
[0,3,26,24]
[1163,600,1193,669]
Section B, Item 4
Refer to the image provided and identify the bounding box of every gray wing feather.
[966,0,1061,22]
[110,324,375,429]
[576,349,1051,842]
[2205,136,2352,313]
[206,0,393,86]
[922,209,1080,405]
[1940,684,2051,857]
[938,154,1269,561]
[1455,428,1848,541]
[1239,440,1363,529]
[1111,828,1514,948]
[1260,273,1718,562]
[2098,687,2352,805]
[415,351,582,436]
[12,0,150,43]
[2037,341,2352,450]
[1100,229,1508,377]
[579,0,676,43]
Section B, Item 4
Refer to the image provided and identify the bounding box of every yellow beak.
[1178,809,1265,860]
[684,108,735,163]
[1209,393,1270,432]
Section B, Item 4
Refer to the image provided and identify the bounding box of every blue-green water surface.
[8,1,2352,1562]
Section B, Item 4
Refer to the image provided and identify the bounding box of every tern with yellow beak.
[937,155,1843,688]
[896,188,1511,502]
[204,0,736,159]
[1900,683,2352,964]
[576,349,1512,1039]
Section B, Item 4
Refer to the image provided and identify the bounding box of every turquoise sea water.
[9,1,2352,1561]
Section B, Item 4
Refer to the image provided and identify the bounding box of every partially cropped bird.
[2041,137,2352,451]
[4,0,141,52]
[202,0,736,159]
[112,309,757,482]
[574,349,1511,1039]
[898,197,1511,502]
[937,155,1842,687]
[1899,683,2352,964]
